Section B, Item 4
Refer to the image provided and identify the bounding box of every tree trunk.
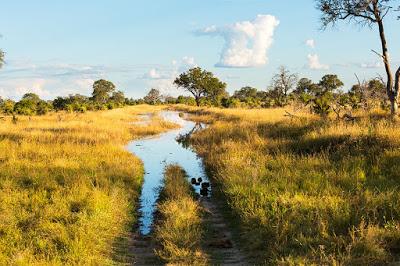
[374,4,397,115]
[195,97,200,107]
[393,67,400,115]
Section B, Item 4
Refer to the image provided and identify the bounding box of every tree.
[110,91,126,106]
[143,88,161,105]
[316,0,400,115]
[0,99,15,115]
[0,49,4,69]
[91,79,116,104]
[294,78,315,95]
[318,74,344,94]
[233,87,259,101]
[204,78,228,106]
[174,67,227,107]
[14,93,41,115]
[268,66,298,107]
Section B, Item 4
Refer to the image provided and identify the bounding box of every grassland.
[175,105,400,265]
[0,105,176,265]
[154,165,207,265]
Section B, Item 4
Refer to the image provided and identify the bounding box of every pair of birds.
[191,177,210,196]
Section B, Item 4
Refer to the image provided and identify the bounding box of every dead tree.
[316,0,400,115]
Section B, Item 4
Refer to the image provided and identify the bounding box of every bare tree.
[316,0,400,115]
[143,88,161,105]
[268,66,298,107]
[0,49,4,69]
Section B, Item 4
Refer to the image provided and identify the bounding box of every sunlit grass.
[176,106,400,265]
[0,105,175,265]
[154,165,208,265]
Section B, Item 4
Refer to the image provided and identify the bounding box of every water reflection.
[127,111,210,235]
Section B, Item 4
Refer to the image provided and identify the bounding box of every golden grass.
[154,165,207,266]
[0,105,176,265]
[174,106,400,265]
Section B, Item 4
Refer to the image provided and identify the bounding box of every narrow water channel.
[127,111,209,235]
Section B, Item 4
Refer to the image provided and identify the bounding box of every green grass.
[0,105,176,265]
[175,105,400,265]
[154,165,208,265]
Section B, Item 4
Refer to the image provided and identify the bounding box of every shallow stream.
[127,111,209,235]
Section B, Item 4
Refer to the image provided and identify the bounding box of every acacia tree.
[316,0,400,115]
[174,67,227,107]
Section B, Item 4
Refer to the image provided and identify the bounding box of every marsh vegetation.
[0,106,175,264]
[176,105,400,264]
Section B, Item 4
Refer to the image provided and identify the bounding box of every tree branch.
[371,49,384,59]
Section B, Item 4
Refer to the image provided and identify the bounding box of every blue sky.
[0,0,399,100]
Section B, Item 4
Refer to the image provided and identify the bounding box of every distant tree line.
[0,65,393,119]
[0,79,132,116]
[143,66,389,119]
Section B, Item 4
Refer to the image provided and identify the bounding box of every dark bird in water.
[201,182,210,189]
[200,188,209,197]
[191,178,197,185]
[197,177,203,183]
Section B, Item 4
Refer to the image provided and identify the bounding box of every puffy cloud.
[14,79,50,98]
[307,54,329,70]
[306,39,315,49]
[143,68,163,79]
[197,14,279,68]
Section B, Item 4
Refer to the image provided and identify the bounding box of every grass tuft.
[154,165,208,265]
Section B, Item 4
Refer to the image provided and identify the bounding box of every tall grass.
[154,165,207,265]
[176,105,400,265]
[0,105,175,265]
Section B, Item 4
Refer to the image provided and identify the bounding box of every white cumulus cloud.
[306,39,315,49]
[198,14,279,68]
[307,54,329,70]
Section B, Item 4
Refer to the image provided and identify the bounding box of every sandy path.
[201,197,248,266]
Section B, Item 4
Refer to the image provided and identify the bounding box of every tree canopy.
[174,67,227,106]
[92,79,116,104]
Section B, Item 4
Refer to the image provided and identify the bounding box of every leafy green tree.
[174,67,227,107]
[36,101,52,115]
[176,96,197,106]
[294,78,316,95]
[316,0,400,115]
[318,74,344,94]
[143,88,161,105]
[110,91,126,106]
[233,87,258,101]
[14,93,41,115]
[21,93,41,104]
[205,79,228,106]
[0,99,15,115]
[91,79,116,104]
